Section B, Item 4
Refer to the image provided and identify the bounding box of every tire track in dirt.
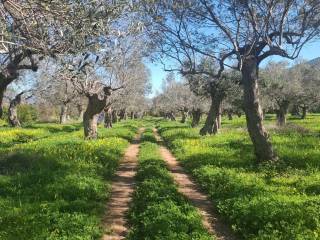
[153,128,237,240]
[101,128,144,240]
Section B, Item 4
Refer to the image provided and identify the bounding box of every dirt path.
[153,128,237,240]
[101,128,144,240]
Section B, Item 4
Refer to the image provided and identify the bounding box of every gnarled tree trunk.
[112,110,118,123]
[200,92,223,135]
[191,108,201,127]
[0,53,38,118]
[104,106,113,128]
[83,88,111,139]
[119,109,127,121]
[276,101,289,126]
[8,92,24,127]
[168,112,176,121]
[241,56,276,162]
[59,102,69,124]
[180,107,188,123]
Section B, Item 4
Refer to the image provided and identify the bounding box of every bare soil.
[101,128,144,240]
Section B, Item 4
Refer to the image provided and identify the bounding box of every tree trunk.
[191,108,201,127]
[180,108,188,123]
[119,109,126,121]
[0,86,6,119]
[59,103,68,124]
[8,92,24,127]
[241,56,276,162]
[83,88,111,139]
[301,106,307,119]
[200,92,223,135]
[217,105,222,129]
[228,112,233,120]
[104,107,113,128]
[291,104,300,117]
[112,110,118,123]
[276,101,289,127]
[77,104,85,121]
[168,112,176,121]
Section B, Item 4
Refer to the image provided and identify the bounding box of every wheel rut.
[153,128,237,240]
[101,128,144,240]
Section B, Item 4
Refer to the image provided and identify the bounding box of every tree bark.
[104,106,113,128]
[217,105,222,129]
[168,112,176,121]
[119,109,127,121]
[8,92,24,127]
[241,56,276,162]
[191,108,201,127]
[180,108,188,123]
[77,104,85,121]
[83,88,111,139]
[112,110,118,123]
[276,101,289,126]
[290,104,300,117]
[59,103,68,124]
[200,92,223,135]
[301,106,307,119]
[0,86,7,119]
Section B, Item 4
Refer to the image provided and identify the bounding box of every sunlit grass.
[0,121,138,239]
[158,115,320,240]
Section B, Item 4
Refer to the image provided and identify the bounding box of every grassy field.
[157,114,320,240]
[1,115,319,239]
[0,121,140,240]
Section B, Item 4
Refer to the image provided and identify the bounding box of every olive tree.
[291,61,320,118]
[144,0,320,162]
[0,0,132,119]
[260,61,301,126]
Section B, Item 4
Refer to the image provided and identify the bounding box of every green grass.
[0,121,139,240]
[127,129,214,240]
[157,116,320,240]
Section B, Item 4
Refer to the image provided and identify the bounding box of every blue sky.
[147,40,320,96]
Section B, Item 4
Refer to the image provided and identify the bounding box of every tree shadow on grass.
[0,141,122,239]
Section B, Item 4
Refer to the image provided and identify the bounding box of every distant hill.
[307,57,320,66]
